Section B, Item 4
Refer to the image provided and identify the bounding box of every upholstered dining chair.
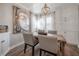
[38,30,47,35]
[48,30,57,34]
[38,35,59,56]
[23,32,38,56]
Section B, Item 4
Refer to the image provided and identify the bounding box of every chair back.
[23,32,34,45]
[38,30,47,35]
[48,30,57,34]
[38,35,58,54]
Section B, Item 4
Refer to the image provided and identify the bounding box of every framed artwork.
[12,6,30,33]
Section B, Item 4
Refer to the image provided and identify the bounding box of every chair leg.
[40,49,42,56]
[24,43,27,53]
[32,46,34,56]
[43,51,46,56]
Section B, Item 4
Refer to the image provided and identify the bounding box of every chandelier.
[42,3,50,15]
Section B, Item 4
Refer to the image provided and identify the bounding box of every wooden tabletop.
[33,33,66,42]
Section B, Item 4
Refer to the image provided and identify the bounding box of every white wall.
[0,3,13,33]
[55,5,79,46]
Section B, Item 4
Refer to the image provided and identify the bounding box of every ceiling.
[19,3,79,14]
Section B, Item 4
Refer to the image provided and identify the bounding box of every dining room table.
[33,32,66,55]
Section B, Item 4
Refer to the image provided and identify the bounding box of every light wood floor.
[6,44,79,56]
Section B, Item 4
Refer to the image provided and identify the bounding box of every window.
[31,14,55,32]
[31,15,37,32]
[46,14,54,31]
[37,16,45,30]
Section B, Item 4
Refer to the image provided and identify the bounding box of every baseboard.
[3,48,10,56]
[4,42,24,56]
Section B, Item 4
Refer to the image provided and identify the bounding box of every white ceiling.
[20,3,79,14]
